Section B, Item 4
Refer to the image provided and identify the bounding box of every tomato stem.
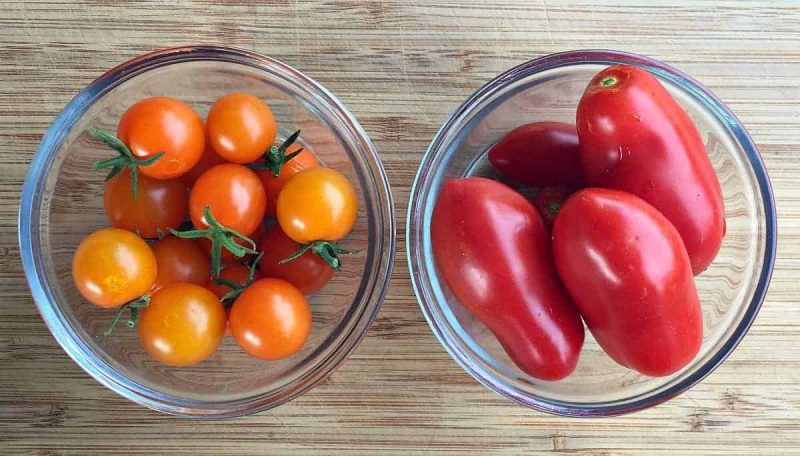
[90,129,164,201]
[599,75,618,87]
[216,252,263,305]
[103,295,150,336]
[279,240,355,270]
[247,129,303,177]
[170,206,259,278]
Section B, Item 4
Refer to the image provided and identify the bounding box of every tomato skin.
[206,93,276,164]
[276,167,357,244]
[181,144,227,187]
[150,237,211,292]
[488,122,584,188]
[259,226,334,295]
[577,65,725,275]
[103,169,188,239]
[205,264,262,299]
[256,144,320,217]
[72,228,157,308]
[138,283,226,366]
[431,177,584,381]
[553,188,702,377]
[189,163,267,236]
[229,278,311,360]
[117,97,205,179]
[532,186,575,226]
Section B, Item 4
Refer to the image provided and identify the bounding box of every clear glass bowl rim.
[406,49,777,417]
[19,45,396,418]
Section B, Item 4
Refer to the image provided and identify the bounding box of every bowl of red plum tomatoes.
[19,46,395,417]
[407,49,776,416]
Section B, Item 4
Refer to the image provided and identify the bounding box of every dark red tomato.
[576,65,725,275]
[103,169,188,239]
[150,236,211,292]
[431,177,584,381]
[552,188,702,377]
[181,144,227,187]
[205,264,262,299]
[488,122,584,188]
[259,226,334,295]
[532,186,574,226]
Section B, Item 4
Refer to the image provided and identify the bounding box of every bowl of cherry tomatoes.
[20,46,395,417]
[407,50,776,416]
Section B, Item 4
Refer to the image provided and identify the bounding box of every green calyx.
[279,240,355,270]
[103,295,150,336]
[216,252,263,305]
[170,206,258,278]
[599,75,618,87]
[90,129,164,201]
[247,129,303,177]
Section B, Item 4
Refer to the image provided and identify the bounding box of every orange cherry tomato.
[103,169,188,239]
[72,228,157,308]
[229,278,311,360]
[181,143,227,187]
[206,93,276,164]
[259,226,333,295]
[138,283,226,366]
[276,167,357,244]
[205,264,262,299]
[189,163,267,237]
[117,97,205,179]
[256,144,320,217]
[150,237,211,292]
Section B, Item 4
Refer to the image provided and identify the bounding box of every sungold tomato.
[117,97,205,179]
[150,237,211,292]
[72,228,157,309]
[256,144,319,217]
[205,264,262,299]
[206,93,276,164]
[229,278,311,360]
[259,226,333,295]
[276,167,357,244]
[189,163,267,237]
[103,169,188,239]
[138,283,226,367]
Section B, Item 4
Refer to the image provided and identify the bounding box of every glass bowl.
[407,50,776,416]
[19,46,395,417]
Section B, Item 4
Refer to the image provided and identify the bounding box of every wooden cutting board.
[1,1,799,454]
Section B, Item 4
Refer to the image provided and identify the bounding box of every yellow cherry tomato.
[276,167,357,244]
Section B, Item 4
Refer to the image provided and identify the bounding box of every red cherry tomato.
[256,144,320,217]
[229,278,311,360]
[431,177,585,381]
[259,226,334,295]
[488,122,584,188]
[181,144,227,187]
[553,188,703,377]
[205,264,262,300]
[189,163,267,237]
[150,237,211,292]
[577,65,725,275]
[117,97,205,179]
[103,169,188,239]
[206,93,276,164]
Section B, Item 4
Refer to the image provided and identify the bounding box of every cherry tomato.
[206,93,276,164]
[259,226,334,295]
[181,143,227,187]
[205,264,262,299]
[117,97,205,179]
[276,167,357,244]
[431,178,584,380]
[138,283,226,366]
[103,169,188,239]
[150,236,211,292]
[256,144,320,217]
[72,228,157,308]
[229,278,311,360]
[553,188,702,376]
[577,65,725,275]
[488,121,584,188]
[189,163,267,237]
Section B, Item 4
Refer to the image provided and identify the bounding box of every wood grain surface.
[2,1,799,454]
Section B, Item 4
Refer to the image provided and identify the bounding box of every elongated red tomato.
[431,177,584,381]
[552,188,702,377]
[488,121,584,188]
[577,65,725,275]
